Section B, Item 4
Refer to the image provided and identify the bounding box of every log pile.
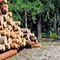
[0,0,41,59]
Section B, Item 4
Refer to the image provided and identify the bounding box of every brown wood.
[2,4,8,13]
[35,40,38,44]
[6,18,12,25]
[0,30,5,35]
[0,16,3,25]
[12,39,18,43]
[1,13,8,20]
[7,25,12,30]
[14,26,20,31]
[6,43,10,50]
[26,39,31,45]
[0,44,2,51]
[0,0,7,4]
[20,42,26,47]
[0,50,17,60]
[18,38,22,44]
[0,25,3,30]
[4,30,10,37]
[10,32,16,38]
[1,44,5,51]
[31,42,35,45]
[31,37,37,40]
[0,3,4,9]
[28,33,35,38]
[0,36,7,45]
[8,12,12,17]
[3,22,7,27]
[15,21,21,26]
[7,38,12,44]
[31,44,41,48]
[10,43,18,48]
[15,35,20,39]
[21,28,31,33]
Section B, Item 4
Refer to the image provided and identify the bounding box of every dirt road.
[6,42,60,60]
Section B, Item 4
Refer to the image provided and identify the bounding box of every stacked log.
[0,0,41,59]
[21,28,41,47]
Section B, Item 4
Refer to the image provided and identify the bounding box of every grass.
[43,32,60,38]
[49,43,53,46]
[42,44,47,46]
[52,33,60,38]
[39,54,42,56]
[27,59,30,60]
[19,54,21,56]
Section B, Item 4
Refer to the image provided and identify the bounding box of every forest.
[7,0,60,41]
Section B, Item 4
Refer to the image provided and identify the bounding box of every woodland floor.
[5,38,60,60]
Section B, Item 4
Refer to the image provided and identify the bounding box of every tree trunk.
[57,15,59,35]
[25,0,27,28]
[53,14,56,32]
[37,14,42,41]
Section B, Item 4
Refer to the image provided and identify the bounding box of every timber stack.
[0,0,41,59]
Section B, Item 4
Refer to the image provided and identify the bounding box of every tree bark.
[57,15,59,35]
[53,14,56,32]
[25,0,27,28]
[37,13,42,41]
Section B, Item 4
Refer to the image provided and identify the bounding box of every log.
[0,44,2,51]
[0,3,4,9]
[0,0,7,4]
[3,22,7,27]
[14,26,20,31]
[31,40,38,45]
[14,31,20,35]
[24,33,35,38]
[0,9,1,14]
[15,35,20,39]
[35,40,38,44]
[10,32,15,38]
[26,35,30,40]
[0,50,17,60]
[6,18,12,25]
[7,38,12,44]
[2,4,8,13]
[0,25,3,30]
[21,32,24,37]
[28,33,35,38]
[26,39,31,45]
[1,13,8,20]
[20,42,26,47]
[0,16,3,25]
[6,43,10,50]
[0,34,1,38]
[8,12,12,17]
[0,44,6,51]
[31,44,41,48]
[4,30,10,37]
[31,42,35,45]
[15,21,21,26]
[0,36,7,45]
[22,38,26,46]
[1,44,6,51]
[18,39,22,44]
[7,25,12,30]
[0,30,5,35]
[12,39,18,43]
[31,37,37,41]
[10,43,18,49]
[12,21,15,27]
[21,28,31,33]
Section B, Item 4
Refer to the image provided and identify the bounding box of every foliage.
[7,0,60,37]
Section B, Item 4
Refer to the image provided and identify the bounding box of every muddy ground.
[5,40,60,60]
